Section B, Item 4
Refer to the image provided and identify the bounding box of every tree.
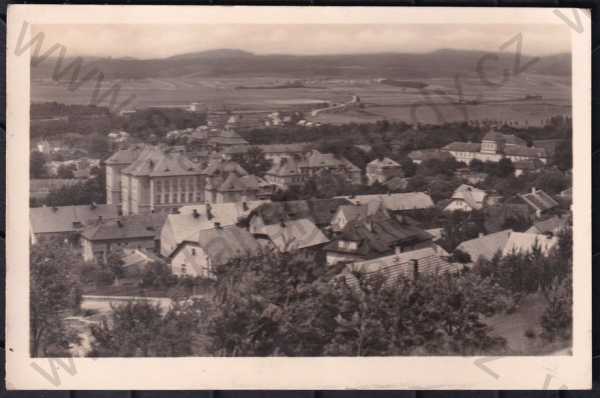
[30,151,48,178]
[540,276,572,341]
[401,158,417,178]
[469,158,485,172]
[495,158,515,178]
[30,238,82,356]
[56,163,76,179]
[232,146,273,176]
[89,300,202,357]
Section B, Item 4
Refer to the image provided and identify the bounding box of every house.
[408,149,453,165]
[444,184,487,212]
[339,192,435,214]
[330,200,390,232]
[513,159,544,177]
[121,248,163,277]
[324,217,434,265]
[248,198,352,233]
[30,204,120,244]
[342,245,457,288]
[30,178,81,200]
[443,131,548,164]
[264,158,305,189]
[204,160,274,203]
[257,143,310,165]
[516,187,559,217]
[160,200,267,257]
[365,157,404,185]
[104,144,147,206]
[455,168,488,185]
[80,212,168,263]
[170,225,262,278]
[252,218,329,253]
[526,215,570,235]
[299,150,362,185]
[455,229,558,263]
[207,128,249,151]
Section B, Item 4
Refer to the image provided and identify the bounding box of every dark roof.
[533,139,563,157]
[81,212,168,241]
[519,189,559,212]
[30,204,120,234]
[121,146,203,177]
[184,225,262,266]
[482,131,527,146]
[251,198,352,226]
[203,159,248,176]
[324,218,432,258]
[105,144,146,165]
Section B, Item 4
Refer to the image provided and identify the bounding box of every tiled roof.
[81,212,168,241]
[266,158,302,177]
[502,232,558,256]
[254,218,329,252]
[257,143,310,154]
[121,146,203,177]
[443,142,482,153]
[526,215,570,235]
[251,198,352,226]
[519,189,559,212]
[339,192,434,211]
[184,225,262,266]
[450,184,487,210]
[408,149,453,162]
[203,159,248,177]
[343,246,458,288]
[456,230,513,262]
[300,150,360,172]
[324,218,433,258]
[104,144,146,165]
[367,157,401,168]
[30,204,120,235]
[337,201,389,224]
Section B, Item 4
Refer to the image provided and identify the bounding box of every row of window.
[154,192,203,205]
[155,177,203,193]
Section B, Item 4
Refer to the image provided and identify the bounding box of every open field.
[31,73,571,125]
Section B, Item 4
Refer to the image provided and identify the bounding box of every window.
[191,248,196,256]
[181,264,187,274]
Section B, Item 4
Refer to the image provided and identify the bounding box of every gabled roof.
[502,232,558,256]
[254,218,329,252]
[343,246,456,288]
[450,184,487,210]
[203,159,248,177]
[526,215,570,235]
[250,198,352,227]
[519,189,559,212]
[81,212,168,241]
[336,200,389,225]
[367,157,401,168]
[30,204,120,235]
[300,150,360,172]
[408,149,453,162]
[182,225,262,266]
[324,218,433,258]
[104,144,146,165]
[121,146,203,177]
[455,230,513,262]
[122,248,162,269]
[266,158,302,177]
[257,143,310,154]
[339,192,434,212]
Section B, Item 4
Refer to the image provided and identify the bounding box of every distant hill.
[30,48,571,80]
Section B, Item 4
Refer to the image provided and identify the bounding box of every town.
[29,99,573,358]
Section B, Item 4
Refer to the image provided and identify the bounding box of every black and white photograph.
[6,5,591,390]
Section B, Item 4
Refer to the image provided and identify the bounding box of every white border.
[6,5,592,390]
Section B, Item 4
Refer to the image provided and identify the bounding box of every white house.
[444,184,487,212]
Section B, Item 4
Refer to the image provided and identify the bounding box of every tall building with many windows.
[118,146,206,215]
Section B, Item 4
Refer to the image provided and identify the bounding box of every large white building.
[442,131,548,164]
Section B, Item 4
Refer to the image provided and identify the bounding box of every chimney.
[243,202,249,211]
[117,220,123,228]
[394,246,403,256]
[531,187,537,195]
[214,222,221,229]
[280,219,286,228]
[206,204,214,220]
[411,259,419,280]
[98,215,103,223]
[478,232,484,238]
[193,209,200,219]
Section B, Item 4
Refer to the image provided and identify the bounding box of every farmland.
[31,72,570,125]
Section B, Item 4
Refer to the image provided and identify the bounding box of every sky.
[33,24,570,59]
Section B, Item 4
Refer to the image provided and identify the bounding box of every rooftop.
[81,212,168,241]
[254,218,330,252]
[30,204,120,235]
